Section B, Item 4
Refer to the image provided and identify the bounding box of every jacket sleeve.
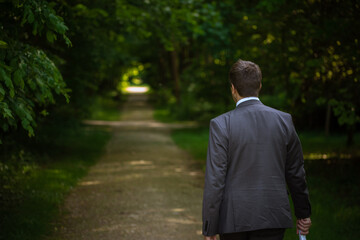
[202,118,228,236]
[285,115,311,219]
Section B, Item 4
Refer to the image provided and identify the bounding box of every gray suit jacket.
[202,100,311,236]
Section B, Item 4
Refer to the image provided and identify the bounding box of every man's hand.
[297,218,312,235]
[204,235,217,240]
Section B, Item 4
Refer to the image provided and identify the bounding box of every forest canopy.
[0,0,359,144]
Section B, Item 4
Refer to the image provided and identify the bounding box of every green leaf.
[0,88,4,101]
[48,13,58,26]
[27,77,36,90]
[28,9,35,23]
[0,102,13,119]
[0,40,8,49]
[32,21,39,35]
[46,31,56,43]
[0,68,14,97]
[6,80,14,98]
[21,118,29,128]
[21,118,34,136]
[21,6,30,25]
[0,63,12,72]
[0,83,5,95]
[3,107,13,119]
[63,35,72,47]
[13,69,25,89]
[40,109,49,116]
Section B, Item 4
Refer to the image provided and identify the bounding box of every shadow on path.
[52,93,204,240]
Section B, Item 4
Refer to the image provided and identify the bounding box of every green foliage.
[171,127,209,169]
[54,0,126,120]
[0,0,71,140]
[0,125,111,240]
[116,0,226,50]
[330,99,359,126]
[87,96,123,121]
[19,0,71,45]
[286,160,360,240]
[131,0,360,139]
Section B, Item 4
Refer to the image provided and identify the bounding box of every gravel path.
[51,93,204,240]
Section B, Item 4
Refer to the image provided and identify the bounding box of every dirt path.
[52,93,204,240]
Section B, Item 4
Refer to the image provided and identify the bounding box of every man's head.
[229,59,262,98]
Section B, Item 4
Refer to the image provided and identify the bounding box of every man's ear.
[231,84,236,94]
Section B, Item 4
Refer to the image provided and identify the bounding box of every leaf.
[13,69,25,89]
[56,22,68,34]
[3,107,13,119]
[46,31,56,43]
[21,118,34,136]
[21,6,30,25]
[0,63,12,72]
[21,118,29,128]
[63,35,72,47]
[40,109,49,116]
[0,83,5,95]
[0,68,14,97]
[32,21,39,35]
[0,89,3,100]
[28,126,35,137]
[28,78,37,90]
[6,81,14,98]
[48,13,58,26]
[0,102,13,119]
[0,40,8,49]
[28,10,35,23]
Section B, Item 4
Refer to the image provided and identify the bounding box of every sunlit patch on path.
[52,93,204,240]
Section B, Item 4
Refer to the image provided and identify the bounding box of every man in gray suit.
[202,59,311,240]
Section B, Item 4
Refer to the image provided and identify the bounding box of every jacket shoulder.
[258,104,292,121]
[209,110,233,136]
[211,110,232,125]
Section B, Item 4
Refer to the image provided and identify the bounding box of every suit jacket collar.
[235,99,263,108]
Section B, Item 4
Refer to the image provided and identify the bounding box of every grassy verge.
[153,108,177,123]
[0,125,111,240]
[299,131,360,159]
[88,96,123,121]
[171,127,360,240]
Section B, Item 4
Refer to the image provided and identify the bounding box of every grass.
[171,127,360,240]
[299,131,360,159]
[0,125,111,240]
[153,108,177,123]
[87,96,123,121]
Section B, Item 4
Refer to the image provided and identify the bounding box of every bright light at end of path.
[125,86,149,93]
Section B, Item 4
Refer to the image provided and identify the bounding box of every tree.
[0,0,71,142]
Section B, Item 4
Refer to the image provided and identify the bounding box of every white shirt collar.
[236,97,260,107]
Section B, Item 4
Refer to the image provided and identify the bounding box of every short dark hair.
[229,59,262,97]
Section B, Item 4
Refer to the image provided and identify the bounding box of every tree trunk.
[325,102,331,136]
[170,50,180,103]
